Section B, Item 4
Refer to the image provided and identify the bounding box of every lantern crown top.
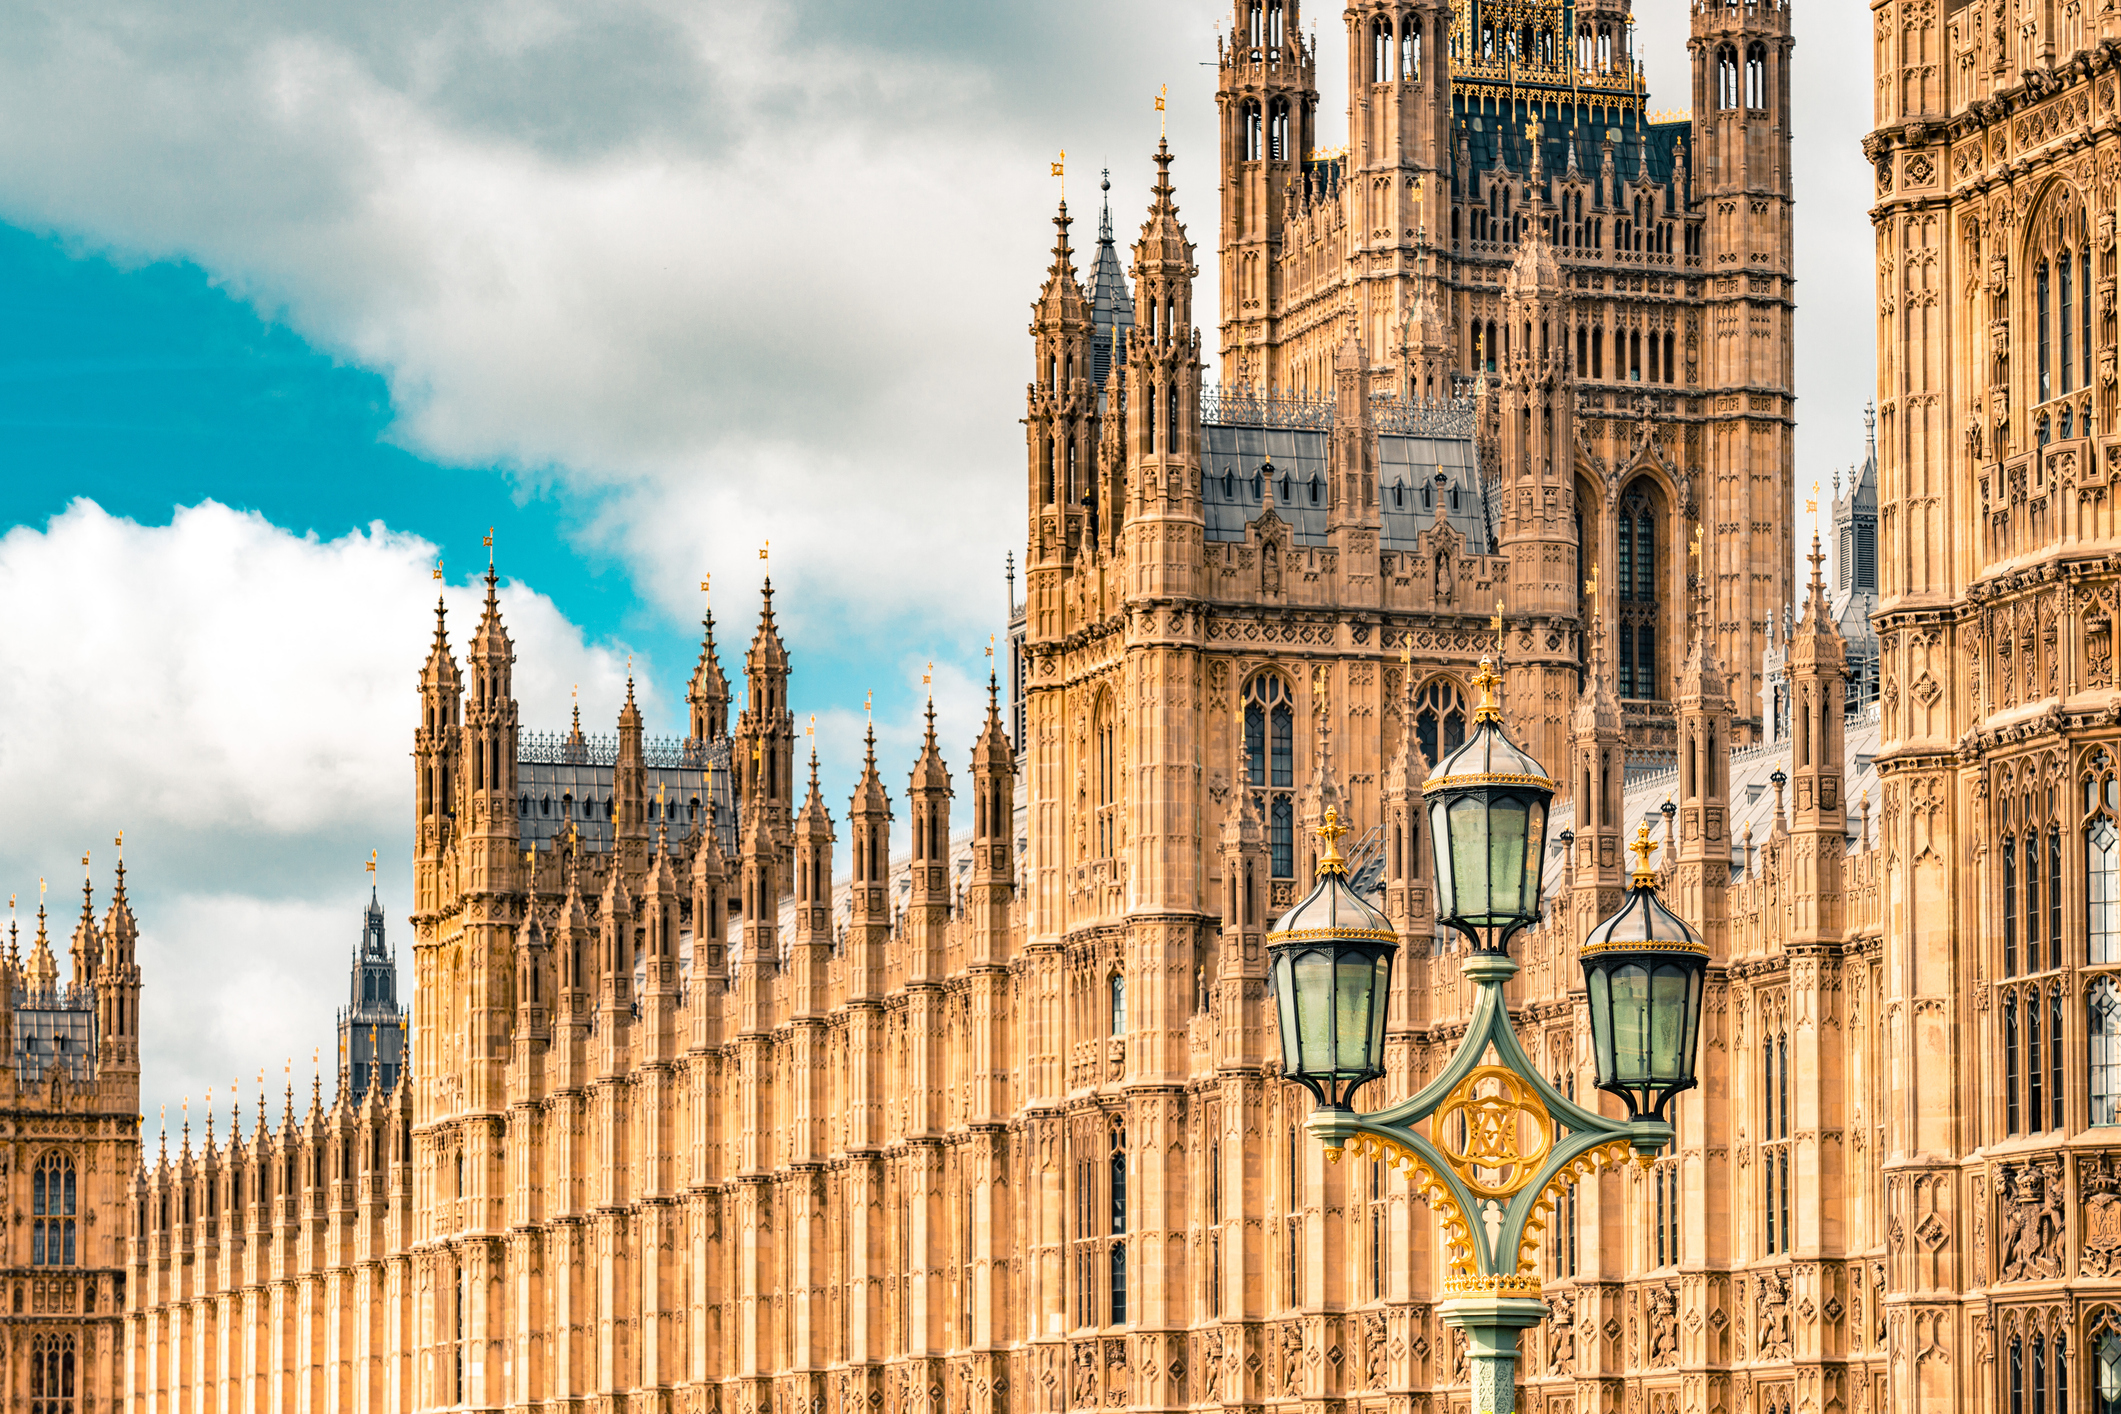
[1470,656,1502,724]
[1582,851,1707,961]
[1268,835,1395,945]
[1422,686,1556,798]
[1317,808,1350,876]
[1629,824,1658,886]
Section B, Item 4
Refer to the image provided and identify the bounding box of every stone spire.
[615,674,648,875]
[733,576,796,877]
[687,596,731,744]
[1674,527,1735,960]
[905,691,955,984]
[789,743,836,1019]
[1786,528,1848,947]
[966,664,1016,969]
[26,899,56,997]
[1569,594,1628,943]
[844,721,894,1001]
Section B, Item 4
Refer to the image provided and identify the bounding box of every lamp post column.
[1441,1298,1546,1414]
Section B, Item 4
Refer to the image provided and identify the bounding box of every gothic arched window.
[1414,678,1466,768]
[1109,1121,1129,1324]
[2097,1329,2121,1410]
[1745,42,1767,109]
[28,1332,74,1414]
[1616,481,1663,700]
[32,1152,75,1267]
[2090,754,2120,963]
[1372,18,1391,82]
[2094,978,2121,1127]
[1716,45,1739,109]
[1094,692,1118,861]
[1245,675,1298,878]
[1242,101,1263,162]
[1268,99,1290,161]
[1109,972,1126,1037]
[2040,258,2055,405]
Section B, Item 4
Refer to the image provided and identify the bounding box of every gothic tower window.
[2090,754,2120,963]
[1716,45,1739,108]
[2098,1328,2121,1409]
[1413,678,1467,768]
[1242,101,1263,161]
[32,1152,75,1267]
[1762,1020,1790,1256]
[1094,693,1118,860]
[1108,1121,1128,1325]
[1373,18,1391,82]
[1108,972,1126,1037]
[2094,978,2121,1126]
[28,1332,74,1414]
[2040,255,2056,407]
[1268,99,1290,160]
[1401,23,1421,82]
[1616,481,1663,700]
[1745,42,1768,110]
[1244,674,1298,878]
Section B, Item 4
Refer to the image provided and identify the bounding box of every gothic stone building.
[118,1,2121,1413]
[0,874,144,1414]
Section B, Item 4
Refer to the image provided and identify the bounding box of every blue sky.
[0,0,1873,1129]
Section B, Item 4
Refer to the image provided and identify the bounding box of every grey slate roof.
[1200,425,1488,551]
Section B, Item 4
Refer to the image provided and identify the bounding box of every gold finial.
[1155,86,1167,138]
[433,556,443,582]
[81,850,89,880]
[115,830,123,859]
[986,634,995,659]
[864,690,873,723]
[924,662,934,702]
[807,714,816,739]
[760,540,770,561]
[366,849,377,881]
[1585,562,1598,598]
[1316,808,1350,876]
[484,528,494,565]
[700,574,710,601]
[1399,635,1413,671]
[1628,823,1658,886]
[1690,524,1702,562]
[657,781,666,807]
[1052,150,1066,202]
[1470,658,1502,723]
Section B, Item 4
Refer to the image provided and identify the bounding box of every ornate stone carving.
[1997,1160,2066,1282]
[2084,1154,2121,1277]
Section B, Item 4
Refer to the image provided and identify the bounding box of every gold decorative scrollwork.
[1431,1066,1555,1199]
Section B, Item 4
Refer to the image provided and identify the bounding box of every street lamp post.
[1267,659,1708,1414]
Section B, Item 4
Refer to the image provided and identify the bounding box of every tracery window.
[2091,753,2121,963]
[1413,678,1466,770]
[2093,978,2121,1126]
[1745,42,1768,109]
[2097,1329,2121,1411]
[1762,1020,1790,1255]
[1616,481,1662,700]
[1094,693,1118,860]
[1244,675,1299,878]
[1108,1121,1129,1325]
[28,1332,73,1414]
[32,1152,75,1267]
[1715,44,1739,108]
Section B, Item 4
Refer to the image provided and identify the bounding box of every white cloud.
[0,498,638,1123]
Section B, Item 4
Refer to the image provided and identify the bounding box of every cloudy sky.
[0,0,1874,1131]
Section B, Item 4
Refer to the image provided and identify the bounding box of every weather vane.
[760,540,770,562]
[1156,86,1168,138]
[700,574,710,604]
[484,528,495,565]
[433,556,443,582]
[366,850,377,881]
[1052,150,1065,201]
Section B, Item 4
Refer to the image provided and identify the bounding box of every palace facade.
[110,2,2121,1414]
